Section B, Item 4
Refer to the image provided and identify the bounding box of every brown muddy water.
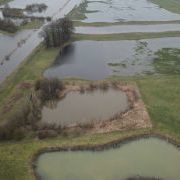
[44,37,180,80]
[41,89,129,126]
[36,137,180,180]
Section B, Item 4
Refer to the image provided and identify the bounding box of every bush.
[35,78,64,101]
[0,18,18,33]
[25,3,47,13]
[0,93,41,141]
[41,17,74,48]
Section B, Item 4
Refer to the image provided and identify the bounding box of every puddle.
[36,137,180,180]
[44,37,180,80]
[41,89,129,126]
[69,0,180,22]
[75,24,180,34]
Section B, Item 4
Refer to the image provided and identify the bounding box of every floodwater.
[0,0,82,83]
[44,37,180,80]
[36,137,180,180]
[0,30,42,82]
[41,89,128,126]
[3,0,81,18]
[76,24,180,34]
[72,0,180,22]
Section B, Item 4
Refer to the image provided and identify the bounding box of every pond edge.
[31,132,180,180]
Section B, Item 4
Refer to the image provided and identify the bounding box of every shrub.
[0,18,18,33]
[41,17,74,48]
[35,78,64,101]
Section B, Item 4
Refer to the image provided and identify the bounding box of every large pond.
[36,137,180,180]
[41,89,129,126]
[69,0,180,22]
[44,37,180,80]
[76,24,180,34]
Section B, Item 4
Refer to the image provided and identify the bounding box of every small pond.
[69,0,180,22]
[36,137,180,180]
[44,37,180,80]
[41,89,129,126]
[75,24,180,34]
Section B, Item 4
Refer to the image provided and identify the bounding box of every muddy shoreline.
[31,132,180,180]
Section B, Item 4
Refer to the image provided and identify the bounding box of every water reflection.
[41,89,129,126]
[44,37,180,80]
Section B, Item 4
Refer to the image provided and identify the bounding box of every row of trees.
[41,17,74,48]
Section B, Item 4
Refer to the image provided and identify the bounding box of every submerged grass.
[153,48,180,74]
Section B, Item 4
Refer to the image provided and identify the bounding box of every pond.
[75,24,180,34]
[41,88,129,126]
[36,137,180,180]
[69,0,180,22]
[44,37,180,80]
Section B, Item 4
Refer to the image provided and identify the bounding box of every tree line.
[40,17,74,48]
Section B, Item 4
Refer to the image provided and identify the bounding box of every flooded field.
[0,0,82,83]
[0,29,41,82]
[2,0,81,18]
[76,24,180,34]
[36,137,180,180]
[44,37,180,80]
[41,89,129,126]
[69,0,180,22]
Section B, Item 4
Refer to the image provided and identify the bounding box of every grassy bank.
[74,20,180,27]
[150,0,180,14]
[74,31,180,41]
[136,75,180,134]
